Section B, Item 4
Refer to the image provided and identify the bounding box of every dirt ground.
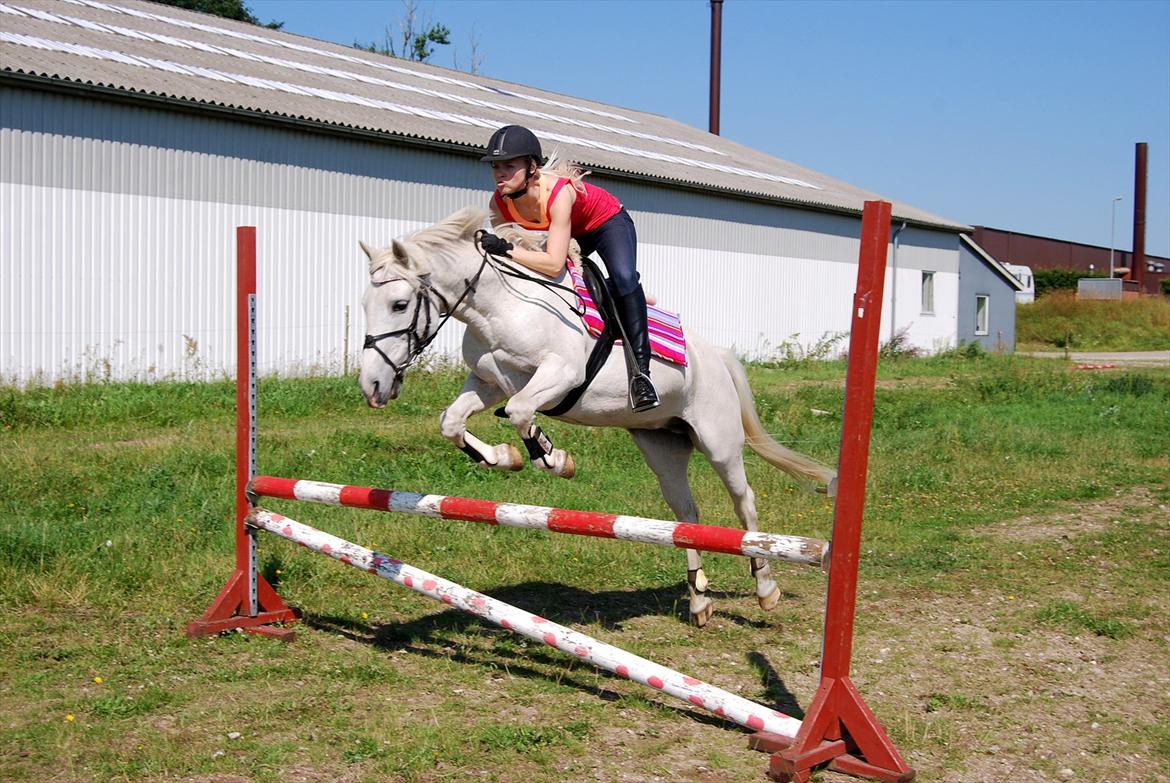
[9,491,1166,783]
[570,487,1170,783]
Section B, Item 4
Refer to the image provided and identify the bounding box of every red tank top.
[492,177,621,235]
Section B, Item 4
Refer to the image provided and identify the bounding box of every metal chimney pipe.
[1132,142,1147,289]
[709,0,722,135]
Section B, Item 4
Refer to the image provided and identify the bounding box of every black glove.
[479,232,513,258]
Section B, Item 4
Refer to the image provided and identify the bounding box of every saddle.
[539,257,685,416]
[566,257,687,366]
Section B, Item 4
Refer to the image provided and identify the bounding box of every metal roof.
[1,0,969,231]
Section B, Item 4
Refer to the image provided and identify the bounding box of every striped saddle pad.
[566,258,687,367]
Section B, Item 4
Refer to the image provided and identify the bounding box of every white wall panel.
[637,243,864,361]
[0,181,469,384]
[1,178,960,384]
[1,86,966,385]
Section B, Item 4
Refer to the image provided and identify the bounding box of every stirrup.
[629,373,660,412]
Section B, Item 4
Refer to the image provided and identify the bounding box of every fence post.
[186,227,298,640]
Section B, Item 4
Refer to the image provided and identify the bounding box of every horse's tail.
[718,348,838,496]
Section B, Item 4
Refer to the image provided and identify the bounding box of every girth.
[540,257,620,417]
[492,257,619,420]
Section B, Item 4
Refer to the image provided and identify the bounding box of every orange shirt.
[492,177,621,235]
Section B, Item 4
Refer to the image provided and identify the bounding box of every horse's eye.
[392,301,409,313]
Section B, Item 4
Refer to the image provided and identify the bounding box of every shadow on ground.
[303,579,806,726]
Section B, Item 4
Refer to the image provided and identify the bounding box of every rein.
[471,230,585,315]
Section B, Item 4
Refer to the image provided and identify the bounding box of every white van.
[1004,264,1035,304]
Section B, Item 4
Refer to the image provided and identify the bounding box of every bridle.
[362,232,583,383]
[361,278,444,384]
[362,245,490,383]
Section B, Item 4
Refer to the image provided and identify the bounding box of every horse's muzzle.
[361,375,401,408]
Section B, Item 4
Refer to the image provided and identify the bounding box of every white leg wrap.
[463,432,523,472]
[463,432,497,465]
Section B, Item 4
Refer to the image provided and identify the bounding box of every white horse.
[358,207,836,626]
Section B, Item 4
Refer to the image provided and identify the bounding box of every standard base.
[751,734,915,783]
[748,676,915,783]
[186,569,300,641]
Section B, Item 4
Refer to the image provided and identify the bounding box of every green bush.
[1034,268,1107,297]
[1161,278,1170,296]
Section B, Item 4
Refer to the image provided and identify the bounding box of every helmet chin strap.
[505,162,536,200]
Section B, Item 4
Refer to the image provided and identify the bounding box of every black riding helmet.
[481,125,544,163]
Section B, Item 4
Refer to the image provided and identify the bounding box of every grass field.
[1,353,1168,783]
[1016,291,1170,351]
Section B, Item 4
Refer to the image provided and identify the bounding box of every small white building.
[1,0,975,385]
[1002,264,1036,304]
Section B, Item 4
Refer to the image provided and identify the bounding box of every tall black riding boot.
[613,285,660,412]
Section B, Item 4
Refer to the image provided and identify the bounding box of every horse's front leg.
[503,356,579,479]
[439,374,524,472]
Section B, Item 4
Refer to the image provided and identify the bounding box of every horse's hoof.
[691,602,714,628]
[560,453,576,479]
[503,444,524,471]
[757,585,781,612]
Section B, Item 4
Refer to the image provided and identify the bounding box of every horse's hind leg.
[690,421,781,612]
[628,429,713,627]
[439,374,524,471]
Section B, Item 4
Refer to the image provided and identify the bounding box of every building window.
[921,271,935,314]
[975,294,989,336]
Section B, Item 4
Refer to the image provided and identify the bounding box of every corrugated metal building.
[2,0,978,386]
[972,225,1169,294]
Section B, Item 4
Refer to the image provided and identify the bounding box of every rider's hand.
[479,232,513,258]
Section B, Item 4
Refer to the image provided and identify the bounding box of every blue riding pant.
[575,209,640,297]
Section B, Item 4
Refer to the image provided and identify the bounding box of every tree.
[452,26,484,75]
[153,0,283,29]
[354,0,450,64]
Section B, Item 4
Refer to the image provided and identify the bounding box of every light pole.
[1109,196,1123,278]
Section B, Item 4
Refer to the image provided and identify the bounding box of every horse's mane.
[411,206,489,250]
[412,206,581,263]
[373,203,581,279]
[369,206,488,276]
[496,223,582,264]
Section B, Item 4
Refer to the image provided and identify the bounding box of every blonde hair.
[539,149,590,194]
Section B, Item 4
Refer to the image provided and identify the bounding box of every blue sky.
[248,0,1170,256]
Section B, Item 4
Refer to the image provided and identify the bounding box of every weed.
[924,692,984,713]
[341,735,383,763]
[879,327,922,360]
[89,687,174,719]
[1017,291,1170,351]
[1092,372,1158,397]
[477,720,591,752]
[1035,601,1134,640]
[754,331,847,368]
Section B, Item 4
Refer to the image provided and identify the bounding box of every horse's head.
[357,208,487,407]
[357,237,431,407]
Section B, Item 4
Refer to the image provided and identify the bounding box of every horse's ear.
[391,239,416,270]
[358,240,378,268]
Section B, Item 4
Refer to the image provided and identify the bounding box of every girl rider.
[476,125,660,412]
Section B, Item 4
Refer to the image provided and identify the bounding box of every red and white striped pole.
[250,476,829,567]
[247,507,803,740]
